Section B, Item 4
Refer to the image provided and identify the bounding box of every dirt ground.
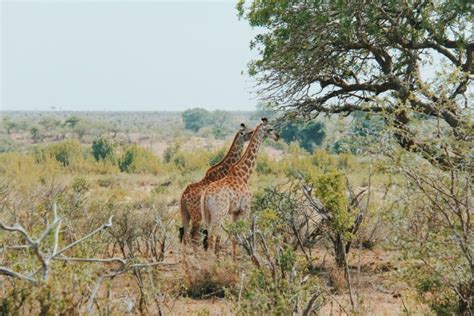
[92,242,421,315]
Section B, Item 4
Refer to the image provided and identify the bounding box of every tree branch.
[0,267,37,284]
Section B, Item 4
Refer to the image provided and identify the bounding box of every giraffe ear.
[261,117,268,125]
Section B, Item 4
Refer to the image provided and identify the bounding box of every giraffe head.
[239,123,254,142]
[260,117,280,141]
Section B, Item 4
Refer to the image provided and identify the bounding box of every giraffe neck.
[230,124,264,183]
[205,131,244,181]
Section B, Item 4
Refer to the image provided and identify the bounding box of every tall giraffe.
[201,118,279,259]
[179,124,253,245]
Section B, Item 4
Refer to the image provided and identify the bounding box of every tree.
[251,101,277,121]
[299,121,326,152]
[280,121,326,152]
[2,117,17,135]
[331,112,385,154]
[47,140,82,167]
[30,126,41,143]
[92,138,114,161]
[239,1,473,313]
[238,0,473,168]
[64,116,80,128]
[182,108,211,132]
[118,144,161,174]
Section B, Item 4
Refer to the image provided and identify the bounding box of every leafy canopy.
[182,108,211,132]
[238,0,473,168]
[280,120,326,152]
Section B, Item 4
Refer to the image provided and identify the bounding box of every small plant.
[71,176,89,194]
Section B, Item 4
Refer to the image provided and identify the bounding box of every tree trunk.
[333,233,346,268]
[458,279,473,315]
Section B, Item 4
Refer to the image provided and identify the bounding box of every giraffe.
[201,118,280,259]
[179,123,253,245]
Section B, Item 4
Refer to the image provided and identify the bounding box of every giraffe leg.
[180,201,190,244]
[232,239,238,262]
[207,235,215,252]
[201,229,209,250]
[232,211,244,261]
[190,222,201,246]
[215,235,221,258]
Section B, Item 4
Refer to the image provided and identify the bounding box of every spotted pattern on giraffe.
[201,118,280,259]
[179,124,253,245]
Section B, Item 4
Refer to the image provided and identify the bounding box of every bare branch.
[53,256,126,266]
[53,216,113,258]
[0,267,37,284]
[0,222,35,245]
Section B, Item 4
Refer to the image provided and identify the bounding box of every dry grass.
[177,252,240,300]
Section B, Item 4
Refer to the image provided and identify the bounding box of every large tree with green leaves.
[182,108,211,132]
[238,0,473,168]
[239,1,473,313]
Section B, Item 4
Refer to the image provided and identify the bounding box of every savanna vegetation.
[1,0,473,315]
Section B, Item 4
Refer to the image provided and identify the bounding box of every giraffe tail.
[200,190,210,250]
[179,197,190,243]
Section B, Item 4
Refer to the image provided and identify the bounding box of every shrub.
[30,126,41,143]
[280,121,326,152]
[91,138,114,162]
[119,144,162,175]
[256,153,274,175]
[46,139,82,167]
[311,149,335,171]
[313,170,351,235]
[212,126,229,139]
[336,152,356,171]
[182,108,211,132]
[163,143,180,163]
[228,218,325,315]
[71,176,89,194]
[170,148,215,173]
[209,149,225,166]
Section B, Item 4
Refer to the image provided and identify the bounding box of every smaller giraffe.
[201,118,280,259]
[179,124,253,245]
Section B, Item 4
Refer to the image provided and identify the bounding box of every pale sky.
[0,0,259,111]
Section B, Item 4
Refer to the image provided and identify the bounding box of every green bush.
[71,176,89,194]
[209,149,225,166]
[46,139,82,167]
[311,149,335,171]
[280,121,326,152]
[256,153,274,175]
[314,170,351,235]
[182,108,211,132]
[91,138,114,162]
[163,143,180,163]
[118,144,162,174]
